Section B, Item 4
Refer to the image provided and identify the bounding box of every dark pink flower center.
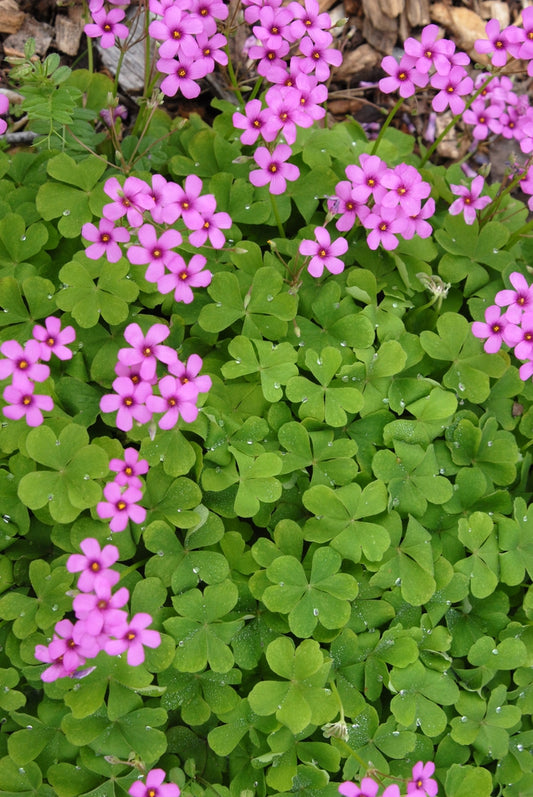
[46,337,55,347]
[124,466,133,476]
[127,631,136,641]
[22,395,32,406]
[492,324,501,333]
[90,561,101,572]
[116,500,127,511]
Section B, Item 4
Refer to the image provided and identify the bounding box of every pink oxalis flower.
[407,761,439,796]
[32,316,76,362]
[105,612,161,665]
[299,226,348,277]
[449,175,491,225]
[249,144,300,195]
[2,376,53,427]
[129,769,180,797]
[96,481,146,533]
[67,538,120,592]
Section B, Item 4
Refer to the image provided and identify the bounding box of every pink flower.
[129,769,180,797]
[289,0,332,41]
[263,85,312,143]
[233,99,270,145]
[363,204,408,250]
[249,144,300,195]
[157,253,212,304]
[0,339,50,382]
[299,226,348,277]
[67,538,120,592]
[449,175,491,225]
[103,176,154,228]
[105,612,161,665]
[146,376,199,428]
[505,312,533,361]
[157,56,206,98]
[85,6,129,48]
[118,322,177,381]
[474,19,523,67]
[430,66,473,115]
[495,271,533,323]
[381,163,431,216]
[379,54,427,98]
[403,24,455,74]
[471,304,511,354]
[339,778,379,797]
[0,93,9,135]
[100,376,153,432]
[34,619,98,681]
[82,218,130,263]
[171,174,210,229]
[109,447,149,487]
[329,181,369,231]
[463,98,502,140]
[407,761,438,797]
[2,376,53,427]
[96,481,146,533]
[127,224,182,282]
[402,197,435,240]
[345,154,390,204]
[168,353,212,399]
[32,316,76,362]
[299,30,342,81]
[187,201,232,249]
[73,580,130,634]
[149,6,203,59]
[253,4,295,49]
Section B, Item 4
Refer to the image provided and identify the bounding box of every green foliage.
[2,27,533,797]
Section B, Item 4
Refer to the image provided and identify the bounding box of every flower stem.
[224,45,244,106]
[370,97,404,156]
[270,193,285,238]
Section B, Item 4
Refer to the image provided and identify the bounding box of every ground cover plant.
[1,1,533,795]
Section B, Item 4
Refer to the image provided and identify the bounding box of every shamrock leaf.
[263,548,358,637]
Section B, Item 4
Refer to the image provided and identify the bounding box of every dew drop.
[313,608,319,616]
[487,440,493,447]
[2,515,10,523]
[340,340,347,347]
[517,744,524,752]
[458,383,465,392]
[192,567,199,574]
[83,474,90,480]
[392,730,399,736]
[492,648,499,654]
[178,640,184,646]
[48,494,54,501]
[63,209,71,216]
[273,382,280,389]
[461,715,467,722]
[20,235,26,241]
[157,550,164,557]
[266,294,274,302]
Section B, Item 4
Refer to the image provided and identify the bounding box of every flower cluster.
[97,447,148,532]
[379,19,533,156]
[327,154,434,251]
[34,537,161,680]
[339,761,438,797]
[472,271,533,382]
[0,316,75,427]
[149,0,228,98]
[82,173,222,302]
[129,769,180,797]
[234,0,342,195]
[100,322,211,433]
[379,23,471,115]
